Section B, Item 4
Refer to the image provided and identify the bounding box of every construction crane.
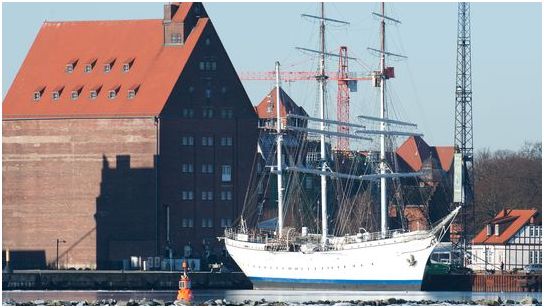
[337,46,352,151]
[452,2,474,268]
[238,50,376,151]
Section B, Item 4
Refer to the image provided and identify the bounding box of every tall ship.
[222,3,460,290]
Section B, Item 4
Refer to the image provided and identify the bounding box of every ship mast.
[379,2,388,235]
[275,61,284,238]
[318,2,328,246]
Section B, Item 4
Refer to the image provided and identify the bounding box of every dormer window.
[494,224,500,236]
[127,85,140,100]
[52,86,64,101]
[71,86,83,101]
[108,85,120,99]
[123,58,135,73]
[65,59,78,74]
[104,58,116,73]
[171,33,182,44]
[33,86,45,101]
[84,59,97,73]
[486,224,492,236]
[89,85,102,100]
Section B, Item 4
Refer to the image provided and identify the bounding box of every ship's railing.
[331,228,412,246]
[224,228,270,244]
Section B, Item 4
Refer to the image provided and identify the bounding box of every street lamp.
[56,238,66,270]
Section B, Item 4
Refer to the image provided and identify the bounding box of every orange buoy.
[176,260,192,303]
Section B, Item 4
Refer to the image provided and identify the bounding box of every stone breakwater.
[2,297,541,306]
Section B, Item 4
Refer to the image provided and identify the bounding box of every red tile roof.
[472,209,539,245]
[3,3,207,119]
[255,86,307,119]
[434,146,455,172]
[396,136,455,172]
[396,136,431,171]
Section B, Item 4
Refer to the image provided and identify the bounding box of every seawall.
[2,270,252,290]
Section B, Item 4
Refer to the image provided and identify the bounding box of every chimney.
[163,3,180,22]
[163,3,183,46]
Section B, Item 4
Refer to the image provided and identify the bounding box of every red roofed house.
[2,2,257,269]
[393,136,455,232]
[471,209,541,271]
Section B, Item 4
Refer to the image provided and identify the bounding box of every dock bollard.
[176,260,192,303]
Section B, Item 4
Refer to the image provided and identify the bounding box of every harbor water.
[2,289,542,304]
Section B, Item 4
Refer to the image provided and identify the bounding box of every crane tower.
[453,2,474,267]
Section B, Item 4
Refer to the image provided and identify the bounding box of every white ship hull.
[225,230,439,291]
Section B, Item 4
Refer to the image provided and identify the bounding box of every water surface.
[2,290,541,304]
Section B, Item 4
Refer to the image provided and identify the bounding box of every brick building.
[2,2,257,269]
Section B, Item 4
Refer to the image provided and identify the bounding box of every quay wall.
[2,270,252,290]
[422,273,541,292]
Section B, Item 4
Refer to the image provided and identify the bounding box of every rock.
[386,298,397,305]
[34,300,46,305]
[126,299,138,306]
[521,297,539,305]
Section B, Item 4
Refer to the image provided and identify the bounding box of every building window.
[108,90,116,99]
[128,90,136,99]
[486,224,492,236]
[220,137,233,146]
[52,91,61,100]
[181,136,194,146]
[171,33,182,44]
[123,58,134,73]
[181,191,194,200]
[221,165,232,182]
[202,218,213,228]
[201,164,213,174]
[221,191,232,201]
[221,218,232,228]
[104,58,115,73]
[205,38,211,46]
[90,90,98,100]
[201,136,214,146]
[199,62,205,70]
[182,108,194,118]
[182,218,194,228]
[65,64,74,74]
[202,108,213,118]
[33,87,45,101]
[257,181,264,194]
[205,89,212,99]
[84,64,93,73]
[494,224,500,236]
[71,91,79,100]
[181,163,193,173]
[221,109,233,119]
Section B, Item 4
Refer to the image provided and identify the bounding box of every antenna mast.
[453,2,474,267]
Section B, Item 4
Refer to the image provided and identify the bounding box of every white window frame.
[108,90,117,99]
[221,165,232,182]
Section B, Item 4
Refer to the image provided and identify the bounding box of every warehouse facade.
[2,2,257,269]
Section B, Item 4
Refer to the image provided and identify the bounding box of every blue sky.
[2,2,541,151]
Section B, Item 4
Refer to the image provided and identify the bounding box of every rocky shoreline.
[2,297,541,306]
